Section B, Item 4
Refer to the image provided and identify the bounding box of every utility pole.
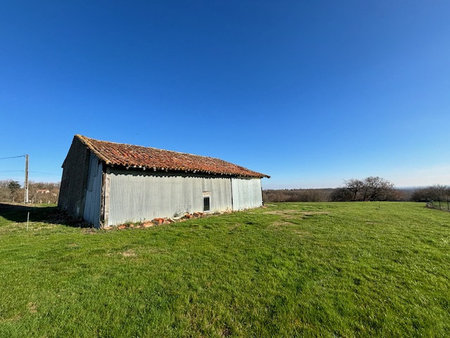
[24,154,29,203]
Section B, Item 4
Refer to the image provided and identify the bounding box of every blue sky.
[0,1,449,188]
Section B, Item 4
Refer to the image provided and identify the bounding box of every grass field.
[0,202,448,336]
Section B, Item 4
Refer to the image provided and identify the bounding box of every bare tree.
[331,177,396,202]
[345,179,364,201]
[361,176,394,201]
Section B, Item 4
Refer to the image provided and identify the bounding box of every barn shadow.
[0,203,88,227]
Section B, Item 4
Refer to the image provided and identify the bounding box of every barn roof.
[75,135,270,178]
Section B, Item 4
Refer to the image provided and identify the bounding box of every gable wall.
[58,137,91,219]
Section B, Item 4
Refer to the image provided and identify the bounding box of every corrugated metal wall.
[83,153,103,227]
[231,178,262,210]
[106,170,232,226]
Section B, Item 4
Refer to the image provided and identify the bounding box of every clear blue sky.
[1,1,449,188]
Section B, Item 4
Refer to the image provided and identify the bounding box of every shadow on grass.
[0,203,90,227]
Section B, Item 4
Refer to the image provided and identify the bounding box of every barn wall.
[106,170,232,226]
[231,178,263,211]
[58,137,91,219]
[83,153,103,228]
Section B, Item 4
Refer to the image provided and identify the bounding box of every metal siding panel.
[232,178,262,210]
[83,153,103,227]
[107,170,232,226]
[203,177,232,212]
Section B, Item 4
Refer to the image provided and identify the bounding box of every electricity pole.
[24,154,29,203]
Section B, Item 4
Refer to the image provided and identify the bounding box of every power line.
[0,170,59,175]
[0,155,26,160]
[30,171,59,175]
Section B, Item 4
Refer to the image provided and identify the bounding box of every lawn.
[0,202,448,336]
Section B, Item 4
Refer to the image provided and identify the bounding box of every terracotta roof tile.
[76,135,269,178]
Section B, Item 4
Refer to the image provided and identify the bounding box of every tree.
[331,177,396,202]
[361,176,394,201]
[8,180,21,202]
[344,179,364,201]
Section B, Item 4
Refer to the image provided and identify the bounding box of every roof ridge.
[77,134,229,162]
[76,134,111,164]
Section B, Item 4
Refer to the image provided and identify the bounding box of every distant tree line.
[410,185,450,202]
[0,180,60,204]
[263,189,334,202]
[263,177,449,203]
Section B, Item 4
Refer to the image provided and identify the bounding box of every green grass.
[0,202,448,336]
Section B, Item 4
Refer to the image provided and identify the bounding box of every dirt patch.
[269,221,311,236]
[272,220,297,226]
[121,249,137,257]
[365,221,379,224]
[268,211,330,226]
[227,223,242,231]
[0,314,22,323]
[271,214,330,224]
[263,209,301,215]
[82,228,97,235]
[264,210,329,216]
[291,229,311,236]
[28,302,37,314]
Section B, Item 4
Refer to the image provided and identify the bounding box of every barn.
[58,135,270,228]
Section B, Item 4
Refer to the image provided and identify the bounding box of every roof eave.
[103,163,269,178]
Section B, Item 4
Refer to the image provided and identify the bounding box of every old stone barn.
[58,135,269,228]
